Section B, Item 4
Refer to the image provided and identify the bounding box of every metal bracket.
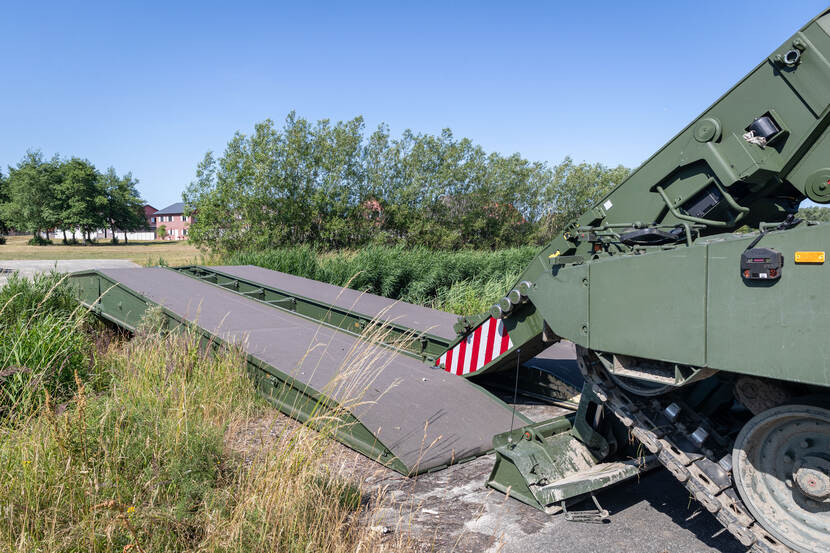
[562,494,610,524]
[266,297,297,310]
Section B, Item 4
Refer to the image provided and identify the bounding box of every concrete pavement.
[0,259,139,287]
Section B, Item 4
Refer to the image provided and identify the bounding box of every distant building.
[99,203,158,241]
[152,202,192,240]
[143,204,158,230]
[52,203,160,242]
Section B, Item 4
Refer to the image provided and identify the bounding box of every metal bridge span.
[70,265,538,474]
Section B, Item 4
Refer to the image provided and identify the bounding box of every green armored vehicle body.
[465,8,830,553]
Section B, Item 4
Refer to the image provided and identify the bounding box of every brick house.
[143,204,158,230]
[152,202,192,240]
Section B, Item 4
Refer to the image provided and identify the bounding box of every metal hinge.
[562,494,610,524]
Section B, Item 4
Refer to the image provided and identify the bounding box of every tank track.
[576,347,794,553]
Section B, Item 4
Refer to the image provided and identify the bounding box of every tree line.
[184,112,632,252]
[0,151,145,244]
[796,205,830,222]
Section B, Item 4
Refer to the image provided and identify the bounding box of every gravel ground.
[227,405,743,553]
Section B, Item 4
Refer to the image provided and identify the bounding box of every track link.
[576,347,794,553]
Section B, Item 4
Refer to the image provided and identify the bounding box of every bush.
[142,255,169,267]
[0,236,5,245]
[27,234,52,246]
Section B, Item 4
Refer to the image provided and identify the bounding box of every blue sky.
[1,1,828,208]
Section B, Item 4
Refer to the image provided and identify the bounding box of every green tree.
[0,170,9,234]
[534,156,631,243]
[100,167,145,243]
[184,112,630,253]
[157,224,167,240]
[58,158,104,244]
[797,205,830,222]
[1,151,62,241]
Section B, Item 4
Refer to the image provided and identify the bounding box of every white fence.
[47,229,157,242]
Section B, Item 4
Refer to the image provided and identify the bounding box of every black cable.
[745,214,801,250]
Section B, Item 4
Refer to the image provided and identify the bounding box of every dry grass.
[0,279,418,552]
[0,235,204,266]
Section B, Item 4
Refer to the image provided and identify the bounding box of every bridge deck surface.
[212,264,459,341]
[97,267,522,472]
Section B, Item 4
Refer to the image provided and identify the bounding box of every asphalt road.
[238,405,746,553]
[0,259,138,286]
[360,431,744,553]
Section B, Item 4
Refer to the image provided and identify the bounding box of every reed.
[226,244,537,315]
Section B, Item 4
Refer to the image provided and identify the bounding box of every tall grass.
[0,277,413,552]
[0,272,94,419]
[227,244,538,315]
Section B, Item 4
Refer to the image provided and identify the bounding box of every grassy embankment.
[0,235,204,266]
[227,244,539,317]
[0,273,409,552]
[0,235,538,316]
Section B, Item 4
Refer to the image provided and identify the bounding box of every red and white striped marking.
[436,317,513,376]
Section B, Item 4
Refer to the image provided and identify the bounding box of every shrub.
[142,255,169,267]
[27,234,52,246]
[0,236,5,245]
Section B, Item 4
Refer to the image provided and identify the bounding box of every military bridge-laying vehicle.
[72,9,830,553]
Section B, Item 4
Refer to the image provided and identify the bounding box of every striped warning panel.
[436,317,513,376]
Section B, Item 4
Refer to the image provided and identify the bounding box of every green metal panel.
[69,270,409,474]
[526,262,589,348]
[486,416,576,511]
[706,224,830,387]
[172,265,453,362]
[71,272,152,330]
[588,247,707,366]
[487,385,653,512]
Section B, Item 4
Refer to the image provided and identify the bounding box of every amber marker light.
[794,251,825,264]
